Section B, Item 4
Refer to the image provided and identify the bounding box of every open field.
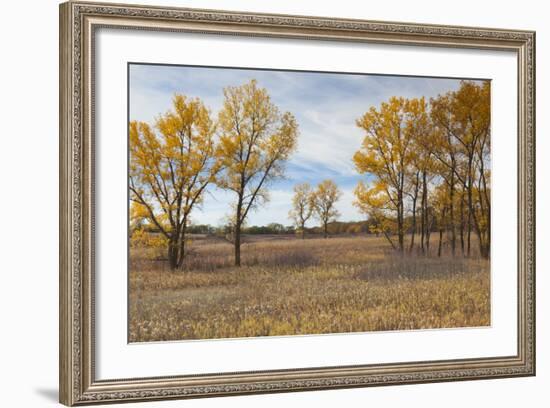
[129,234,490,342]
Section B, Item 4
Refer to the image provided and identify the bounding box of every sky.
[129,63,471,227]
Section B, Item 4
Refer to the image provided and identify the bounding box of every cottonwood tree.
[406,97,436,254]
[312,179,342,238]
[473,83,491,258]
[353,82,490,259]
[453,81,491,258]
[430,81,491,258]
[431,184,451,257]
[216,79,298,266]
[129,94,221,270]
[353,97,417,252]
[425,102,461,256]
[289,182,314,239]
[404,98,436,252]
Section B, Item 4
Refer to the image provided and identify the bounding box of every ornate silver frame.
[59,1,536,405]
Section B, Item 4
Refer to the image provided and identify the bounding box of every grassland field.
[129,233,490,342]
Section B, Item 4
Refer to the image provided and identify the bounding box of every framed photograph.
[59,1,535,405]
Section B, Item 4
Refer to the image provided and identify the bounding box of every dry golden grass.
[129,235,490,342]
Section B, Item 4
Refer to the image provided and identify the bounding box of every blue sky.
[129,64,471,227]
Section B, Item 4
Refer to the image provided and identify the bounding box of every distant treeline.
[133,216,441,237]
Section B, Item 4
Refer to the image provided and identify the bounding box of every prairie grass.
[129,235,490,342]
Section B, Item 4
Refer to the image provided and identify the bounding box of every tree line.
[130,79,490,270]
[352,81,491,258]
[132,218,384,237]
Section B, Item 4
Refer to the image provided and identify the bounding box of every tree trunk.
[466,156,474,257]
[168,239,179,270]
[426,225,431,255]
[383,230,397,250]
[301,222,306,239]
[485,205,491,259]
[471,209,487,259]
[323,220,328,238]
[437,207,447,258]
[426,208,432,255]
[397,191,404,253]
[234,194,243,266]
[422,171,429,256]
[449,174,456,256]
[176,218,188,269]
[397,219,404,252]
[483,192,491,259]
[421,171,429,253]
[479,147,491,259]
[459,191,465,255]
[234,221,241,266]
[410,194,417,253]
[467,209,472,257]
[474,177,487,259]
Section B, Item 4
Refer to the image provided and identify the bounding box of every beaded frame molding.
[59,1,535,405]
